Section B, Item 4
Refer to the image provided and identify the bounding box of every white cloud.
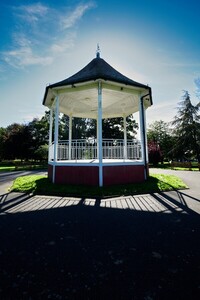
[3,34,53,68]
[60,2,95,29]
[50,32,76,54]
[22,3,48,15]
[15,3,49,24]
[3,46,53,68]
[12,33,32,48]
[3,2,95,69]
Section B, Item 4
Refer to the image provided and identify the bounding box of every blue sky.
[0,0,200,128]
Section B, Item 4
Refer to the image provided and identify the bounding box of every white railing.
[49,139,141,161]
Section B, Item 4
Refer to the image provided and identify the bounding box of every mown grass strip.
[10,173,188,198]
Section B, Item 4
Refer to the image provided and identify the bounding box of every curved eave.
[49,75,148,90]
[43,79,152,107]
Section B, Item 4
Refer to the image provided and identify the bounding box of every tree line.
[0,90,199,163]
[147,91,200,164]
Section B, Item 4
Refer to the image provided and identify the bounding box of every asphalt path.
[150,168,200,214]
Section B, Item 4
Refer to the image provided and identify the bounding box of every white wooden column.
[48,107,53,162]
[97,81,103,186]
[123,115,127,160]
[53,95,59,183]
[96,118,99,159]
[69,115,72,160]
[143,107,149,163]
[139,97,145,162]
[139,96,147,179]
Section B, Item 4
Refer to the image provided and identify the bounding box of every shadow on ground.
[0,192,200,300]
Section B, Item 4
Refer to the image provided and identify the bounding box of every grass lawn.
[0,166,16,171]
[0,160,48,172]
[10,173,188,198]
[0,165,47,172]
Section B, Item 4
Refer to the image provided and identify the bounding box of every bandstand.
[43,49,152,186]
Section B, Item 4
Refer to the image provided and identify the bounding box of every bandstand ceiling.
[43,55,153,119]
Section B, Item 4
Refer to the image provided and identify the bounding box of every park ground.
[0,169,200,299]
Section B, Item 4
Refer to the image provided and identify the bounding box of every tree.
[34,144,48,161]
[60,115,88,139]
[27,113,50,159]
[147,120,174,161]
[103,118,124,139]
[171,91,200,162]
[2,123,32,160]
[0,127,6,160]
[28,115,49,145]
[148,140,162,166]
[73,118,88,139]
[85,115,138,139]
[0,112,51,161]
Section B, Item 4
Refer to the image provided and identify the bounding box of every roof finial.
[96,43,100,58]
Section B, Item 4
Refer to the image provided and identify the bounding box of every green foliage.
[151,173,188,190]
[102,116,138,139]
[1,123,31,160]
[0,162,47,172]
[147,120,174,161]
[34,144,48,161]
[84,116,138,139]
[171,91,200,162]
[0,127,6,160]
[28,113,50,158]
[11,175,46,193]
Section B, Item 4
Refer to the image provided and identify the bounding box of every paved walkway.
[0,192,191,215]
[0,168,199,215]
[0,168,200,216]
[150,168,200,214]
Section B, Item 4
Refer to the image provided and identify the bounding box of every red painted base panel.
[48,164,147,186]
[103,165,145,186]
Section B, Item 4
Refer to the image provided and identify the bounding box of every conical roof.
[49,56,148,89]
